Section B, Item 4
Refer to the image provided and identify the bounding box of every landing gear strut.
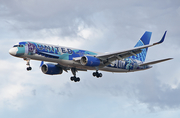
[93,71,102,78]
[24,58,32,71]
[70,68,80,82]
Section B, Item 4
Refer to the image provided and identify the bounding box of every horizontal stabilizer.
[139,58,173,66]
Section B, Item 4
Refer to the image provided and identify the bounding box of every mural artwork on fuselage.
[107,58,148,70]
[17,42,149,71]
[19,42,97,60]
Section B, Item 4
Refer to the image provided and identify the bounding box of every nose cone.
[9,48,18,56]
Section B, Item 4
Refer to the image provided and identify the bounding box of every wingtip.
[158,31,167,43]
[164,57,173,61]
[168,57,173,60]
[153,31,167,45]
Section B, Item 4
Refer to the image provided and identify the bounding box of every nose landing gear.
[27,66,32,71]
[24,58,32,71]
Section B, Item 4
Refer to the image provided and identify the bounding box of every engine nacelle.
[41,64,63,75]
[80,56,100,67]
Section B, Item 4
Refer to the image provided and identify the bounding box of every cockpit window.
[13,45,24,47]
[13,45,18,47]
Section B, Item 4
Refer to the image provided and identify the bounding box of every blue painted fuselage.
[12,41,151,73]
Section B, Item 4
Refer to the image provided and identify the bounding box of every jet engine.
[80,56,100,67]
[41,63,63,75]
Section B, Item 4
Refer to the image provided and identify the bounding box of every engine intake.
[41,64,63,75]
[80,56,100,67]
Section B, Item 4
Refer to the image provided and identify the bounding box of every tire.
[93,72,96,76]
[27,67,32,71]
[29,67,32,70]
[96,74,100,78]
[77,77,80,82]
[70,77,74,81]
[99,73,102,77]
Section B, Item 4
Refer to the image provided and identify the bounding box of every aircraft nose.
[9,48,18,56]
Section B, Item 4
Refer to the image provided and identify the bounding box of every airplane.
[9,31,172,82]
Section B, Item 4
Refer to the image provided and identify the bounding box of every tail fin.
[130,31,152,62]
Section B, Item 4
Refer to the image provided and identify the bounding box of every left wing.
[96,31,167,63]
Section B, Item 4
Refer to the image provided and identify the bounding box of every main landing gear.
[93,71,102,78]
[27,66,32,71]
[24,58,32,71]
[70,68,80,82]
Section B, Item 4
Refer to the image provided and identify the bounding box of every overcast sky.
[0,0,180,118]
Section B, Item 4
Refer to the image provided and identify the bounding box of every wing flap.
[139,58,173,66]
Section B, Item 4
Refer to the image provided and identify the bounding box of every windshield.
[13,45,24,47]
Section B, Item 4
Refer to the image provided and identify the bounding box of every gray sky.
[0,0,180,118]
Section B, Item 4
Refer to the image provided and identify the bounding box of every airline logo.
[19,41,97,60]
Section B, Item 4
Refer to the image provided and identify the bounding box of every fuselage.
[9,41,151,73]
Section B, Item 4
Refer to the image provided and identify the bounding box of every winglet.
[153,31,167,45]
[40,61,44,67]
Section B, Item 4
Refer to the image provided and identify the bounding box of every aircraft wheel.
[93,72,96,77]
[75,77,80,82]
[96,74,100,78]
[27,67,32,71]
[92,72,102,78]
[70,77,74,81]
[99,73,102,77]
[74,78,80,82]
[70,76,80,82]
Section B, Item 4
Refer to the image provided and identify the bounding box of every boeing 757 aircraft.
[9,31,172,82]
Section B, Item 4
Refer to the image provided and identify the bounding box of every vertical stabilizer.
[130,31,152,62]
